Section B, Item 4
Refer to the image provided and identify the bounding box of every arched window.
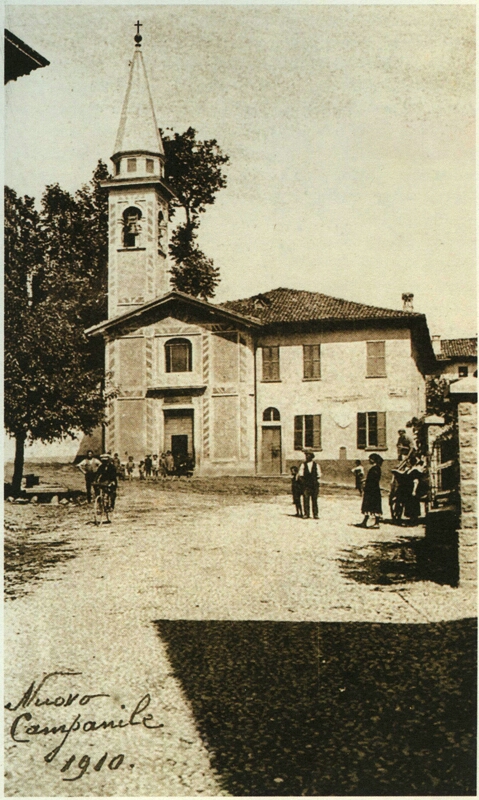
[165,338,192,373]
[122,206,142,248]
[263,407,280,422]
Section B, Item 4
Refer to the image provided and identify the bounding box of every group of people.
[118,452,193,480]
[290,425,428,529]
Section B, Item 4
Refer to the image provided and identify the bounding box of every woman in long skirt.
[358,453,383,528]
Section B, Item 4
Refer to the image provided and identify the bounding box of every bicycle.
[93,482,115,526]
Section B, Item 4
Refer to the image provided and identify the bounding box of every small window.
[146,158,154,174]
[262,346,280,381]
[357,412,387,449]
[303,344,321,380]
[165,338,192,373]
[122,206,142,248]
[263,407,280,422]
[115,161,121,175]
[366,341,386,377]
[458,366,469,378]
[127,158,137,173]
[294,415,321,450]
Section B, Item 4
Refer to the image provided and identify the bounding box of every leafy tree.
[4,164,111,495]
[162,127,229,299]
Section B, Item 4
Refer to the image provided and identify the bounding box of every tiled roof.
[439,338,477,360]
[220,287,422,325]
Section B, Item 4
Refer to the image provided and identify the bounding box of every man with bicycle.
[93,454,118,510]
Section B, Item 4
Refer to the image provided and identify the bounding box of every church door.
[164,409,194,467]
[261,426,282,475]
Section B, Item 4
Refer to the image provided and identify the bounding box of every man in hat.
[297,450,321,519]
[93,454,118,510]
[77,449,101,503]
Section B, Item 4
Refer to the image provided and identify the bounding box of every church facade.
[88,37,436,475]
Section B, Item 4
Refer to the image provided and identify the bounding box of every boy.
[290,466,303,517]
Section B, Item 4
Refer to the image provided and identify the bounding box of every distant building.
[87,32,437,474]
[432,337,477,379]
[4,29,49,84]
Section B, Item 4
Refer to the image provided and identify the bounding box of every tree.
[4,165,111,495]
[162,127,229,299]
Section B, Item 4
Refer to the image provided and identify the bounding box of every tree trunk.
[11,432,26,496]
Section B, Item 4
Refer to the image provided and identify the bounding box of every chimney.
[431,334,442,355]
[402,292,414,312]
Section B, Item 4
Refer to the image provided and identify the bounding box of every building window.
[127,158,137,173]
[357,412,387,449]
[115,161,121,175]
[366,341,386,377]
[263,407,280,422]
[303,344,321,380]
[146,158,154,173]
[262,346,280,381]
[165,338,192,373]
[458,366,469,378]
[294,415,321,450]
[122,206,142,248]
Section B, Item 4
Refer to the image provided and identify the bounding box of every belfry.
[103,26,174,319]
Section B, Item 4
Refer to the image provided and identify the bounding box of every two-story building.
[87,34,436,475]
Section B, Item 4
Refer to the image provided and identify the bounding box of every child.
[351,460,365,495]
[126,455,135,481]
[139,460,146,481]
[290,466,303,517]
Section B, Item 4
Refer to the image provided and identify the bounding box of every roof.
[220,287,423,326]
[5,29,50,84]
[438,337,477,360]
[86,290,262,337]
[113,48,164,158]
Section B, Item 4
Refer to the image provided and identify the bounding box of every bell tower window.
[127,158,137,173]
[122,206,142,248]
[146,158,154,173]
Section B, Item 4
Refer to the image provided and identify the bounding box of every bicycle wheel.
[104,495,111,523]
[94,495,104,526]
[390,494,404,522]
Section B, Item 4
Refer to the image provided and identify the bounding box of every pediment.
[154,316,203,336]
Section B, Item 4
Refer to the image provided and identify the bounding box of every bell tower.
[104,24,174,319]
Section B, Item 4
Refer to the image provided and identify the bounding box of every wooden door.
[261,426,282,475]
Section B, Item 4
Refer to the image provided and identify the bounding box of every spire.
[113,42,164,159]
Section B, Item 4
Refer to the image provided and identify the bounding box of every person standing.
[290,466,303,517]
[297,450,321,519]
[358,453,383,528]
[145,454,152,479]
[151,454,159,480]
[77,450,101,503]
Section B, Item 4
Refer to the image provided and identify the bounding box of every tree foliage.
[4,162,111,493]
[162,127,229,299]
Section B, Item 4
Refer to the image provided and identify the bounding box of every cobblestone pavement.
[4,485,477,795]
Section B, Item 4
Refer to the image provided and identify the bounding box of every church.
[87,33,436,476]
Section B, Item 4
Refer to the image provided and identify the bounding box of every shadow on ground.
[4,522,79,600]
[339,532,459,587]
[155,619,476,796]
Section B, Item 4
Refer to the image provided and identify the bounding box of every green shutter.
[294,416,303,450]
[271,346,280,380]
[377,412,387,448]
[262,347,270,381]
[313,345,321,379]
[357,413,367,448]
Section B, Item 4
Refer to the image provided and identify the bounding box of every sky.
[5,3,476,339]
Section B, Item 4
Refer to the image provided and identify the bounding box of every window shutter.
[357,413,367,449]
[313,345,321,379]
[262,346,280,380]
[271,346,280,380]
[367,341,386,377]
[377,412,387,449]
[303,345,313,379]
[312,415,321,449]
[294,416,303,450]
[303,345,321,379]
[304,415,314,448]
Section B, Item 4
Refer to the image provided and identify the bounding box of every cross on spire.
[134,20,142,47]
